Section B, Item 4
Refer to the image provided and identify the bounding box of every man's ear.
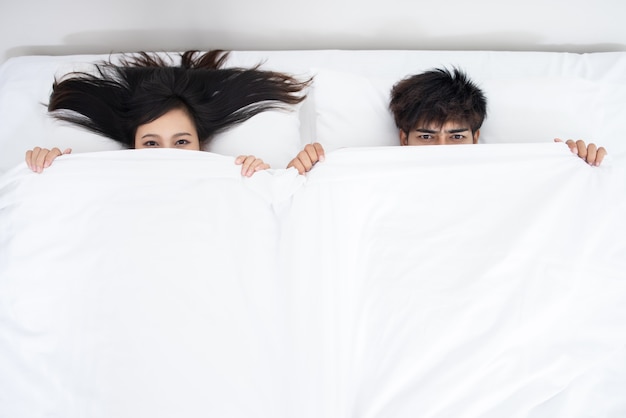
[473,129,480,144]
[399,129,408,146]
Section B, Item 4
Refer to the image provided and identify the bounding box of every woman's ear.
[473,129,480,144]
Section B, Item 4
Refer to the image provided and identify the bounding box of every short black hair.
[389,67,487,135]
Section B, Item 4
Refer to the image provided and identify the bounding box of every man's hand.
[555,139,607,166]
[287,142,325,174]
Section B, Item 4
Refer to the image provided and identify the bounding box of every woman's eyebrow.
[140,132,191,139]
[140,133,160,139]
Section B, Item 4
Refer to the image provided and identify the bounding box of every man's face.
[399,120,479,146]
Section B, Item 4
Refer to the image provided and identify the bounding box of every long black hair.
[48,50,311,148]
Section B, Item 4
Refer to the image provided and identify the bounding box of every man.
[287,68,606,174]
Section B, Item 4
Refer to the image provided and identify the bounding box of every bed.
[1,50,625,417]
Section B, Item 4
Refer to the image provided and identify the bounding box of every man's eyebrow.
[415,128,470,133]
[446,128,470,134]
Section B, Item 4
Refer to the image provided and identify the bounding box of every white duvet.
[1,144,625,417]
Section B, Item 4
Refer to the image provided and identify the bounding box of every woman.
[26,50,311,176]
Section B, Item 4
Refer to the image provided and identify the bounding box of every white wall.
[1,0,625,64]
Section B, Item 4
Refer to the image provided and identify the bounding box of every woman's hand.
[25,147,72,173]
[235,155,270,177]
[555,139,607,166]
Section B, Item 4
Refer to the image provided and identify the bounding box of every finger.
[240,155,253,176]
[240,155,259,177]
[43,147,63,168]
[575,140,588,160]
[25,149,34,171]
[303,143,320,163]
[250,159,270,175]
[296,150,313,171]
[245,158,269,177]
[248,158,261,173]
[34,148,53,173]
[562,139,578,154]
[593,146,607,166]
[287,159,306,175]
[584,143,597,165]
[235,155,254,176]
[312,142,325,162]
[26,147,44,171]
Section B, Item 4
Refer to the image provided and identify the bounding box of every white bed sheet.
[281,144,626,417]
[0,144,625,417]
[0,149,300,417]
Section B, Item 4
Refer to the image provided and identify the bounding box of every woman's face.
[134,108,201,150]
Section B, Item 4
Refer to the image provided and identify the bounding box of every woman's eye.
[144,141,159,147]
[176,139,190,146]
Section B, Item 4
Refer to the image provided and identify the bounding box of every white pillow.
[206,107,303,169]
[479,77,603,145]
[312,68,399,151]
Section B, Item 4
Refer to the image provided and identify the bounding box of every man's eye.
[419,135,433,140]
[451,135,465,140]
